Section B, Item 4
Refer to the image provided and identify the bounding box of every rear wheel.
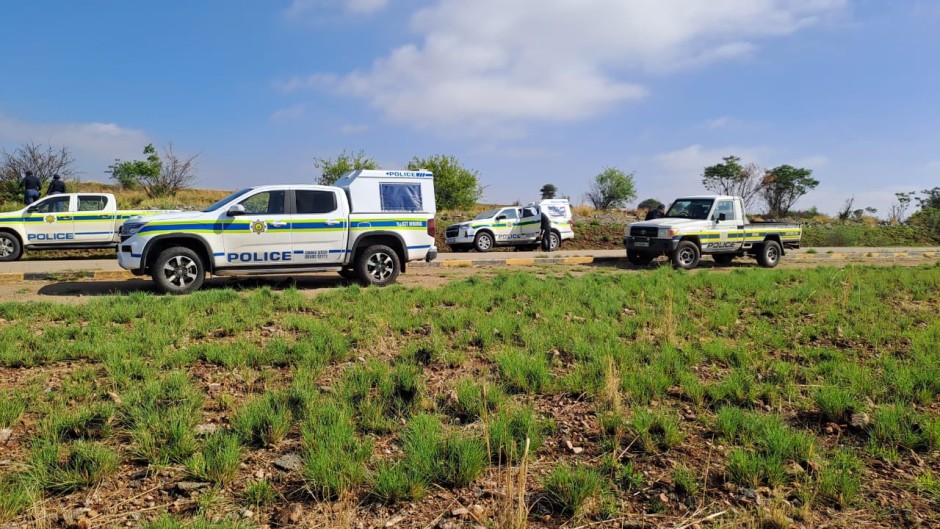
[0,233,23,261]
[671,241,700,270]
[627,250,654,266]
[356,245,401,286]
[473,232,494,253]
[152,246,205,294]
[548,231,561,251]
[757,240,782,268]
[712,253,735,266]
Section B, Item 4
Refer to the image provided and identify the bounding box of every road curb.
[2,250,937,282]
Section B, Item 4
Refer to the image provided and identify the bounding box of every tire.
[712,253,735,266]
[627,250,654,266]
[757,240,782,268]
[473,232,494,253]
[356,245,401,286]
[0,232,23,261]
[152,246,206,294]
[671,240,700,270]
[548,231,561,251]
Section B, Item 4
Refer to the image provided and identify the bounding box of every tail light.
[427,218,435,237]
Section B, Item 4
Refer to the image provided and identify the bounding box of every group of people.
[21,171,66,205]
[644,202,666,220]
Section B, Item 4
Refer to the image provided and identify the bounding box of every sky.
[1,0,938,215]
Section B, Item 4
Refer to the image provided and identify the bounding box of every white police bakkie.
[117,170,438,293]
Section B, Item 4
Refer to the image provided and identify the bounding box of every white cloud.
[284,0,387,18]
[0,113,148,164]
[299,0,846,135]
[270,104,307,122]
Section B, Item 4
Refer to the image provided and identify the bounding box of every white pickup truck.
[444,199,575,252]
[117,170,438,293]
[0,193,175,261]
[623,195,801,269]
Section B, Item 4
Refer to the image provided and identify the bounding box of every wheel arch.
[351,231,407,272]
[762,234,785,254]
[142,235,215,273]
[0,228,23,246]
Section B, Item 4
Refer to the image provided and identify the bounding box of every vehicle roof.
[674,195,735,200]
[243,184,337,191]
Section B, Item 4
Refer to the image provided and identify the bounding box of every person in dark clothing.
[22,171,41,205]
[47,174,66,195]
[644,203,666,221]
[539,208,553,251]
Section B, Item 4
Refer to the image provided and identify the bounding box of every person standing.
[539,207,553,252]
[645,203,666,221]
[22,171,40,205]
[47,174,66,195]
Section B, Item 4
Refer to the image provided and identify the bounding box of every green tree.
[584,167,637,210]
[911,187,940,242]
[407,154,483,210]
[109,144,198,198]
[638,198,661,210]
[1,142,76,203]
[701,156,765,209]
[540,184,557,200]
[760,165,819,218]
[313,149,379,186]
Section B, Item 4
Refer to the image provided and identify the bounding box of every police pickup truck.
[444,199,574,252]
[623,195,801,269]
[117,170,438,293]
[0,193,175,261]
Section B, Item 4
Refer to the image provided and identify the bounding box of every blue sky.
[1,0,938,215]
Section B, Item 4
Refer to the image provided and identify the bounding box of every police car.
[624,195,802,269]
[444,199,575,252]
[117,170,438,293]
[0,193,176,261]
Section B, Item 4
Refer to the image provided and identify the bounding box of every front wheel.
[627,250,654,266]
[473,232,494,253]
[356,245,401,286]
[152,247,205,294]
[0,233,23,261]
[757,240,782,268]
[671,241,700,270]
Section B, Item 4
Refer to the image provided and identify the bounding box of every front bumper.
[117,238,145,272]
[623,236,678,255]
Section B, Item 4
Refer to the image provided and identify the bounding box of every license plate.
[635,241,649,248]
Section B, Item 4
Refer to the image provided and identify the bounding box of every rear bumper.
[623,236,677,255]
[426,246,438,262]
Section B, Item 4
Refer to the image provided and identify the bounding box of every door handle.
[59,216,72,220]
[268,221,288,227]
[326,219,340,226]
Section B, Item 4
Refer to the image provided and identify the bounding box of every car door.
[290,188,348,264]
[23,195,74,244]
[73,195,116,243]
[220,189,293,267]
[518,206,541,242]
[493,208,518,243]
[710,199,743,251]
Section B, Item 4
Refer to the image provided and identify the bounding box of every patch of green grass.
[185,432,242,485]
[672,465,700,497]
[448,377,506,422]
[141,515,250,529]
[815,386,860,423]
[0,395,26,429]
[231,392,293,448]
[0,473,36,522]
[727,449,786,488]
[626,409,684,453]
[243,479,279,508]
[495,348,551,393]
[338,360,426,433]
[29,440,119,494]
[436,430,488,488]
[541,463,605,516]
[301,401,371,500]
[912,470,940,505]
[123,372,204,465]
[869,404,940,456]
[815,448,863,508]
[370,460,425,505]
[40,402,115,441]
[487,405,553,463]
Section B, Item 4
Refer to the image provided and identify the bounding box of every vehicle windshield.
[203,189,252,212]
[473,208,500,220]
[665,199,714,220]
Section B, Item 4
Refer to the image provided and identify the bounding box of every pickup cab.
[623,195,801,269]
[444,199,575,252]
[117,170,438,293]
[0,193,175,261]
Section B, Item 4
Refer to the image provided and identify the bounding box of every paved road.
[1,247,937,275]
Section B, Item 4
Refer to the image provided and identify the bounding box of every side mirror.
[718,213,727,222]
[227,204,246,217]
[496,214,507,221]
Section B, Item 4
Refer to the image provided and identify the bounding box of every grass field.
[1,264,939,528]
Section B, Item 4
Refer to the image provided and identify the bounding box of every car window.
[295,190,337,214]
[473,208,500,221]
[500,209,518,220]
[522,207,538,218]
[78,195,109,212]
[666,199,714,220]
[714,200,736,221]
[241,191,286,215]
[32,196,70,213]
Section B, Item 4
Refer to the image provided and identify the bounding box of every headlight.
[121,222,146,237]
[659,228,679,238]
